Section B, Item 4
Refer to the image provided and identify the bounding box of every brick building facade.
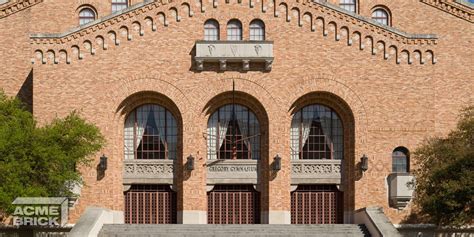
[0,0,472,225]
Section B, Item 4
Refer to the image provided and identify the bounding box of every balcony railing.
[123,159,174,184]
[291,159,342,184]
[195,40,274,71]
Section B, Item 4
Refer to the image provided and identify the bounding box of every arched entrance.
[289,92,356,224]
[203,90,269,224]
[119,92,183,224]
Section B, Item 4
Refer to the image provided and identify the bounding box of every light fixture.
[187,155,195,171]
[99,154,108,171]
[360,154,368,172]
[273,154,281,171]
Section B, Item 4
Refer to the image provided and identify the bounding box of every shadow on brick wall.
[16,69,33,113]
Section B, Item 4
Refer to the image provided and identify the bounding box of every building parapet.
[29,0,438,66]
[420,0,473,22]
[0,0,43,19]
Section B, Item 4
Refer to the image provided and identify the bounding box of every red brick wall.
[0,0,472,224]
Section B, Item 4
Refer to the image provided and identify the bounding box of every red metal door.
[208,185,260,224]
[125,185,177,224]
[291,185,343,224]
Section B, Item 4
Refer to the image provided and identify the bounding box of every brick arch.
[197,77,283,119]
[202,91,269,130]
[114,90,184,161]
[285,77,369,153]
[102,76,194,166]
[108,75,195,118]
[287,89,363,221]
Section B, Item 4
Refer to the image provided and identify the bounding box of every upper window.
[204,19,220,41]
[372,8,390,26]
[290,105,343,160]
[207,104,260,160]
[227,19,243,41]
[249,19,265,41]
[124,104,178,160]
[392,147,409,173]
[340,0,356,13]
[112,0,128,13]
[79,8,96,26]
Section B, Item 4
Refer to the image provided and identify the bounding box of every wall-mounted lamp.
[360,154,368,172]
[99,154,108,171]
[273,154,281,171]
[187,155,195,171]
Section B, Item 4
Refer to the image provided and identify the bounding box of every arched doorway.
[203,90,269,224]
[123,103,180,224]
[289,92,356,224]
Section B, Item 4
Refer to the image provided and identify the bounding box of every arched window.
[372,8,390,26]
[290,105,343,160]
[124,104,178,160]
[227,19,243,41]
[207,104,260,160]
[340,0,356,13]
[204,19,220,41]
[392,147,409,173]
[79,8,96,25]
[249,19,265,41]
[112,0,128,13]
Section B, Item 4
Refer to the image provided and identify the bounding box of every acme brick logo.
[12,197,69,226]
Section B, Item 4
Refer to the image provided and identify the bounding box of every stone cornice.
[30,0,439,65]
[420,0,473,22]
[0,0,43,19]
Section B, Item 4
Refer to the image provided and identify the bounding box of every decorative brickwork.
[0,0,472,226]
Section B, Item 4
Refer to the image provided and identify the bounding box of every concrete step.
[99,224,371,237]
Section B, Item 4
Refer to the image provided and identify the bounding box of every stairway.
[99,224,371,237]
